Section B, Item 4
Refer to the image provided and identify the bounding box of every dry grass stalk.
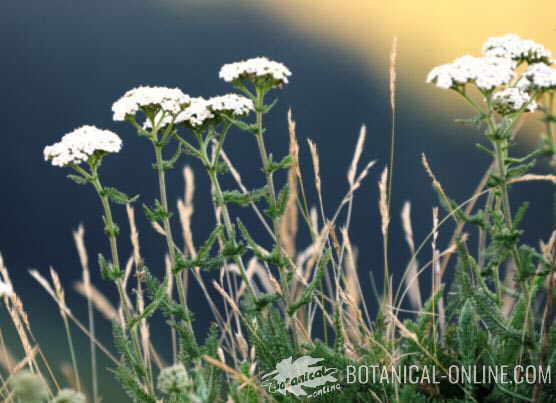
[401,202,422,309]
[74,281,118,321]
[0,329,16,373]
[0,258,35,372]
[307,139,322,199]
[72,225,98,402]
[347,125,366,187]
[177,165,197,258]
[30,270,118,363]
[421,154,450,206]
[378,168,390,238]
[278,109,299,257]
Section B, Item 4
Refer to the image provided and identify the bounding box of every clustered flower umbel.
[219,56,292,85]
[482,34,553,64]
[519,63,556,91]
[426,55,515,91]
[143,93,255,129]
[177,94,255,128]
[112,86,191,121]
[45,58,285,166]
[157,364,190,395]
[0,279,13,297]
[208,93,254,116]
[492,87,537,114]
[44,126,122,167]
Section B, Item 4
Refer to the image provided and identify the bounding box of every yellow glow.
[163,0,556,136]
[247,1,556,138]
[251,1,556,70]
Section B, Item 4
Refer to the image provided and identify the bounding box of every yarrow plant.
[2,40,556,403]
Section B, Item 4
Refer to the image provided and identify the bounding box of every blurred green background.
[1,0,554,400]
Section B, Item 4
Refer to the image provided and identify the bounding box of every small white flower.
[482,34,552,64]
[427,55,515,91]
[177,97,214,127]
[112,86,191,121]
[520,63,556,91]
[44,125,122,167]
[207,94,254,117]
[219,57,291,85]
[0,279,13,297]
[158,364,190,395]
[492,87,537,114]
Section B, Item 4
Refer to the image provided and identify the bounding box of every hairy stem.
[254,89,290,305]
[153,144,187,310]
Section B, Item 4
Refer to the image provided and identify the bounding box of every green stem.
[61,312,81,392]
[153,144,187,309]
[84,165,154,394]
[194,129,258,301]
[254,89,290,305]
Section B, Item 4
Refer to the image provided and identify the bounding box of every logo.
[262,355,340,398]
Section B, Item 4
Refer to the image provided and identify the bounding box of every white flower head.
[158,364,190,395]
[44,125,122,167]
[482,34,552,65]
[492,87,537,114]
[177,97,214,128]
[427,55,515,91]
[52,389,87,403]
[219,57,291,86]
[112,86,191,121]
[0,279,13,297]
[207,94,254,117]
[520,63,556,91]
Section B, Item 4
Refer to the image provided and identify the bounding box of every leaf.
[264,155,294,175]
[103,187,139,205]
[67,174,88,185]
[458,299,478,367]
[142,199,169,222]
[98,253,122,281]
[288,249,330,316]
[220,186,267,207]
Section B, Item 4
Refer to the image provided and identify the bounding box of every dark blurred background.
[1,0,555,399]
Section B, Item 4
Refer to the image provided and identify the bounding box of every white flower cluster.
[0,279,13,297]
[52,389,87,403]
[145,94,254,129]
[492,87,537,114]
[178,97,214,127]
[44,126,122,167]
[219,57,291,85]
[157,364,190,395]
[208,94,254,116]
[519,63,556,91]
[427,55,515,90]
[112,86,191,121]
[482,34,552,64]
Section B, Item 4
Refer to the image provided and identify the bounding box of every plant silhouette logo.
[261,355,338,397]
